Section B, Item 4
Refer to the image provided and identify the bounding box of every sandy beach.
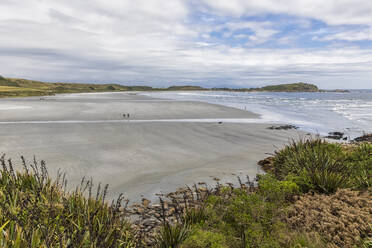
[0,92,304,200]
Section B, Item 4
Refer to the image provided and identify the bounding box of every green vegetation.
[272,139,372,193]
[0,74,338,98]
[0,76,211,98]
[153,139,371,248]
[0,76,20,87]
[0,155,136,248]
[155,175,320,248]
[0,139,370,247]
[212,82,321,92]
[260,82,319,92]
[0,77,132,98]
[166,86,205,91]
[196,176,298,248]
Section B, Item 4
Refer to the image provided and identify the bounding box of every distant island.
[212,82,348,93]
[0,75,348,98]
[212,82,320,92]
[256,82,319,92]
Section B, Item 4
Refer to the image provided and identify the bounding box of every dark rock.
[326,132,345,140]
[268,125,298,130]
[330,132,344,136]
[354,133,372,143]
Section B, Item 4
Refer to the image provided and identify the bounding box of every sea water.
[143,90,372,139]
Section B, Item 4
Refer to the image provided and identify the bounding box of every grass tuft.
[0,154,136,248]
[272,138,372,193]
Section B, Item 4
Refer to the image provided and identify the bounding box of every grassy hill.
[0,77,132,98]
[166,85,205,91]
[0,76,210,98]
[213,82,321,92]
[260,82,319,92]
[0,75,327,98]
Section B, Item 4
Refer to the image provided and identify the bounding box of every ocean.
[143,90,372,139]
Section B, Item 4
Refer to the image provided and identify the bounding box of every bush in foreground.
[285,188,372,247]
[154,175,318,248]
[154,139,371,248]
[272,139,372,193]
[0,155,136,248]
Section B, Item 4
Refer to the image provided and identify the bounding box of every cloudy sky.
[1,0,372,89]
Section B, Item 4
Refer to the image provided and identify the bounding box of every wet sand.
[0,92,304,200]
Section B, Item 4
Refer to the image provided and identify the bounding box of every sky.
[1,1,372,89]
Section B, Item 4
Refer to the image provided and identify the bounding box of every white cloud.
[0,0,371,89]
[220,21,279,44]
[318,28,372,41]
[201,0,372,27]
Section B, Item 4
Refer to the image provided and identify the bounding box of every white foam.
[177,92,234,98]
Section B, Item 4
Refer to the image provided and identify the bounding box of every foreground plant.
[272,138,372,193]
[153,139,371,248]
[153,175,314,248]
[0,155,136,248]
[285,189,372,247]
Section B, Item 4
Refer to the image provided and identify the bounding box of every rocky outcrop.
[326,131,347,140]
[268,125,299,130]
[354,133,372,143]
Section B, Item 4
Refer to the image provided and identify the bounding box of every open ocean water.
[143,90,372,139]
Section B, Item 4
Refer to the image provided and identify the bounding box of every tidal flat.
[0,92,303,200]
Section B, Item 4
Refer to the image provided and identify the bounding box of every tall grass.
[345,143,372,189]
[272,138,371,193]
[155,222,191,248]
[0,155,136,248]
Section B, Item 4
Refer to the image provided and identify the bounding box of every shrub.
[152,175,304,248]
[285,189,372,248]
[273,139,344,178]
[0,155,136,248]
[258,174,299,202]
[223,192,284,247]
[345,143,372,189]
[183,176,301,248]
[181,228,228,248]
[155,222,191,248]
[271,139,372,193]
[360,236,372,248]
[182,207,208,226]
[287,232,326,248]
